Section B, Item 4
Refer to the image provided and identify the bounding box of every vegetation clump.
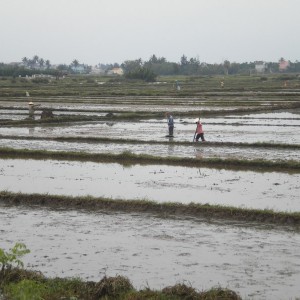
[94,275,134,298]
[0,244,241,299]
[0,243,30,283]
[162,283,199,299]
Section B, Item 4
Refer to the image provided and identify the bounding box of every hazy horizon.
[1,0,300,65]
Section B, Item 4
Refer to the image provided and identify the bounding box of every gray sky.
[1,0,299,65]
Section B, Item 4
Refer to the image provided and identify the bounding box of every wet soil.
[0,204,299,300]
[0,137,299,162]
[0,117,299,144]
[0,94,299,300]
[0,158,299,212]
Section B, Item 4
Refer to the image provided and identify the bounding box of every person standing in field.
[28,102,41,119]
[166,113,174,137]
[194,118,206,142]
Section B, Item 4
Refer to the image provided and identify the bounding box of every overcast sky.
[1,0,299,65]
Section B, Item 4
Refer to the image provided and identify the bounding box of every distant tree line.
[121,55,300,81]
[1,54,300,80]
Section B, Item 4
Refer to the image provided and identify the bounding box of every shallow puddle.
[0,205,299,300]
[0,158,299,212]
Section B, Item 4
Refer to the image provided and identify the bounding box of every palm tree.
[22,57,28,66]
[45,60,51,69]
[38,58,45,68]
[223,60,230,75]
[33,55,39,64]
[72,59,79,67]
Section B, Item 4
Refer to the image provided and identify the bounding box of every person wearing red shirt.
[194,118,206,142]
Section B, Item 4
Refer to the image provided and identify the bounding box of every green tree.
[223,60,230,75]
[180,54,188,66]
[45,60,51,69]
[121,59,142,73]
[22,57,28,66]
[72,59,79,68]
[38,58,44,68]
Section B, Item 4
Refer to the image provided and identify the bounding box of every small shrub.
[162,283,199,299]
[0,243,30,273]
[260,76,268,81]
[200,287,241,300]
[94,275,133,298]
[32,77,49,84]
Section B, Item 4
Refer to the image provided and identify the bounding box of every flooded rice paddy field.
[1,93,296,106]
[0,93,299,119]
[1,158,299,212]
[1,204,300,300]
[1,92,300,299]
[0,137,299,162]
[0,109,107,120]
[0,102,260,119]
[0,120,299,144]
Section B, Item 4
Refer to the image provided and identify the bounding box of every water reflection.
[167,143,174,155]
[28,127,35,135]
[195,148,204,159]
[0,158,299,212]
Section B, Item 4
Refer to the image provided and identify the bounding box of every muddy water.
[0,204,299,299]
[0,159,299,212]
[0,119,299,144]
[0,100,256,112]
[0,109,107,121]
[0,138,299,162]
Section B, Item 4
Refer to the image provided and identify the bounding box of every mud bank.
[1,192,299,226]
[1,204,299,299]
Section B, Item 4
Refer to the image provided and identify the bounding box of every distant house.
[255,62,267,74]
[107,67,124,76]
[8,62,23,67]
[90,66,106,75]
[279,59,290,72]
[71,64,85,74]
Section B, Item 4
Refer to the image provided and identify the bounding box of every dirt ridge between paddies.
[1,134,300,150]
[0,147,299,173]
[1,191,299,228]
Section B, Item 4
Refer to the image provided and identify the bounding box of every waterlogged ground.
[1,94,300,300]
[0,96,278,113]
[0,158,299,212]
[0,204,299,300]
[0,117,300,144]
[0,138,299,162]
